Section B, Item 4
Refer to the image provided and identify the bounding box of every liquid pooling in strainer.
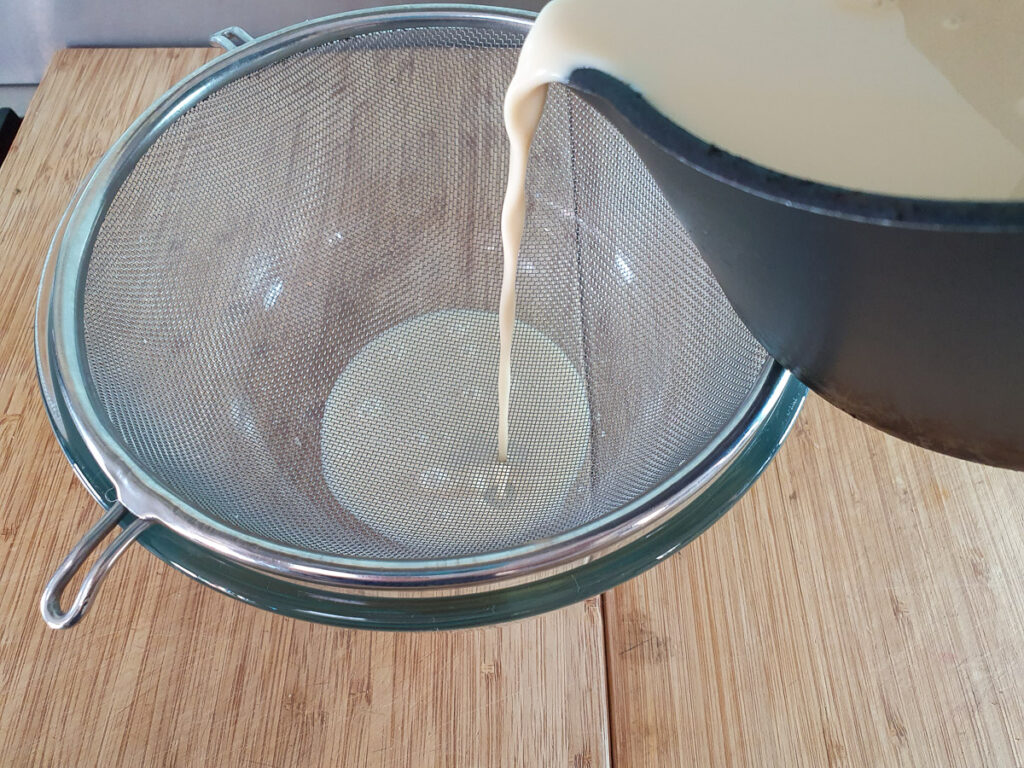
[320,310,590,553]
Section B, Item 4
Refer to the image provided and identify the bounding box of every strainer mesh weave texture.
[81,24,767,560]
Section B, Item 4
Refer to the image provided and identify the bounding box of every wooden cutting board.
[1,47,1023,767]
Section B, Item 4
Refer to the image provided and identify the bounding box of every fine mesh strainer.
[38,6,805,629]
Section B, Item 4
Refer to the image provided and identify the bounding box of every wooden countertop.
[2,48,1024,767]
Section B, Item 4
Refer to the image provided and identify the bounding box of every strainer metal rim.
[40,295,806,628]
[45,5,799,595]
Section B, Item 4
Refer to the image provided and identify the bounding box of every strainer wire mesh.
[77,22,767,562]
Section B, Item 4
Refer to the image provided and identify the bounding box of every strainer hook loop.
[40,502,152,629]
[210,26,255,52]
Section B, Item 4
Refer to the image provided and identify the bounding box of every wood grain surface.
[2,47,1024,768]
[606,403,1024,767]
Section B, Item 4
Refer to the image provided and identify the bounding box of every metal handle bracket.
[40,502,152,629]
[210,26,255,51]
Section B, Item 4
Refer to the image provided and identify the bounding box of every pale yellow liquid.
[321,310,589,551]
[497,0,1024,459]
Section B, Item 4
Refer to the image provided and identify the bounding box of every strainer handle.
[40,502,152,629]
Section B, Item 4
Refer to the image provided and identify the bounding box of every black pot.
[571,69,1024,470]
